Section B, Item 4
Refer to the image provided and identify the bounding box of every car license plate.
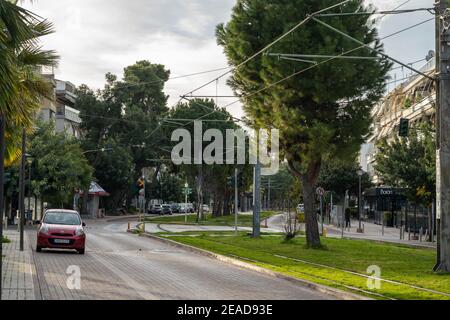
[54,239,70,244]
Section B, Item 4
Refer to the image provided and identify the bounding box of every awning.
[80,182,109,196]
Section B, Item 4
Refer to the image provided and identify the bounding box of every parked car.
[187,203,195,213]
[161,204,172,215]
[179,203,188,213]
[36,209,86,254]
[202,204,210,213]
[148,204,162,215]
[170,203,181,213]
[297,204,305,213]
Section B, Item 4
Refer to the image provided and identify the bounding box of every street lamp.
[357,169,364,233]
[25,154,34,221]
[184,182,189,223]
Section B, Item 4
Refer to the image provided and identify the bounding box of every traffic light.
[3,172,11,185]
[137,177,145,189]
[227,176,235,187]
[399,118,409,137]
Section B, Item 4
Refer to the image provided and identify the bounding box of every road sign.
[316,187,325,197]
[182,187,192,195]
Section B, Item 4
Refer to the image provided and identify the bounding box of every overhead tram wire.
[316,7,435,17]
[222,16,436,109]
[77,0,416,130]
[180,0,354,99]
[111,66,232,90]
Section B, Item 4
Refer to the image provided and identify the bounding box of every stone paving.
[1,229,35,300]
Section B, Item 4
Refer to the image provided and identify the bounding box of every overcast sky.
[23,0,434,119]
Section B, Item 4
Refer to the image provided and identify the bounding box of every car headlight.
[39,225,49,235]
[75,227,85,236]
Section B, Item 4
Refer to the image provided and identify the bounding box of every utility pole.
[0,115,5,300]
[19,129,26,252]
[435,0,450,273]
[252,162,261,238]
[234,168,238,235]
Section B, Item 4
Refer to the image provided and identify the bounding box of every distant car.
[148,204,162,215]
[297,204,305,213]
[36,209,86,254]
[202,204,210,212]
[170,203,180,213]
[187,203,195,213]
[161,204,172,215]
[179,203,188,213]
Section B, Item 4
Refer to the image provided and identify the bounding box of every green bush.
[1,236,10,244]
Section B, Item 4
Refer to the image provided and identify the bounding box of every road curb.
[105,215,140,222]
[139,232,371,300]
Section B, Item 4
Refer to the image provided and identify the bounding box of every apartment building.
[38,69,82,138]
[361,55,436,184]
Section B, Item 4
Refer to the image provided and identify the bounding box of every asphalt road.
[26,220,333,300]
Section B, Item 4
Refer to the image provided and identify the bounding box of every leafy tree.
[28,121,93,207]
[317,158,372,202]
[216,0,390,247]
[0,0,58,165]
[75,61,171,210]
[375,125,436,206]
[168,99,252,218]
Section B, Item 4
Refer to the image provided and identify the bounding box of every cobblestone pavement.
[24,220,333,300]
[1,229,35,300]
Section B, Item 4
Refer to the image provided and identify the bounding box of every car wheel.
[78,248,85,255]
[36,246,42,253]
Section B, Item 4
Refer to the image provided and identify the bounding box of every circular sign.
[316,187,325,196]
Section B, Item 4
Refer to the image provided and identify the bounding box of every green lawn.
[156,232,450,300]
[1,236,10,244]
[145,211,278,227]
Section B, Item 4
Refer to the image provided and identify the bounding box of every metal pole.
[320,195,323,235]
[358,175,362,232]
[234,168,238,236]
[253,162,261,238]
[268,178,271,210]
[185,189,188,223]
[19,129,25,251]
[0,115,5,300]
[435,0,450,273]
[28,163,31,217]
[142,174,146,233]
[330,193,333,225]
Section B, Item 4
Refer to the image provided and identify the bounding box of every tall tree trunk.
[288,159,321,248]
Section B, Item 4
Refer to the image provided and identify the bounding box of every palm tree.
[0,0,59,165]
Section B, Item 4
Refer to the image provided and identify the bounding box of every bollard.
[127,222,130,231]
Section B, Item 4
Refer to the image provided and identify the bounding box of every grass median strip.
[158,232,450,300]
[145,211,278,227]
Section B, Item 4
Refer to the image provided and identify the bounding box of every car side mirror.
[82,222,86,227]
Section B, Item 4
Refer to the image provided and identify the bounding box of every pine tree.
[217,0,390,247]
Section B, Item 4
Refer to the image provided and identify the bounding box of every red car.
[37,209,86,254]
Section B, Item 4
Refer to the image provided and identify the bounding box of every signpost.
[316,187,325,235]
[182,183,192,223]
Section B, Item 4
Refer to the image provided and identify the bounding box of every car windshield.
[43,212,81,226]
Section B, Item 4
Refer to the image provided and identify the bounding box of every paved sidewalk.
[1,229,35,300]
[267,214,436,249]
